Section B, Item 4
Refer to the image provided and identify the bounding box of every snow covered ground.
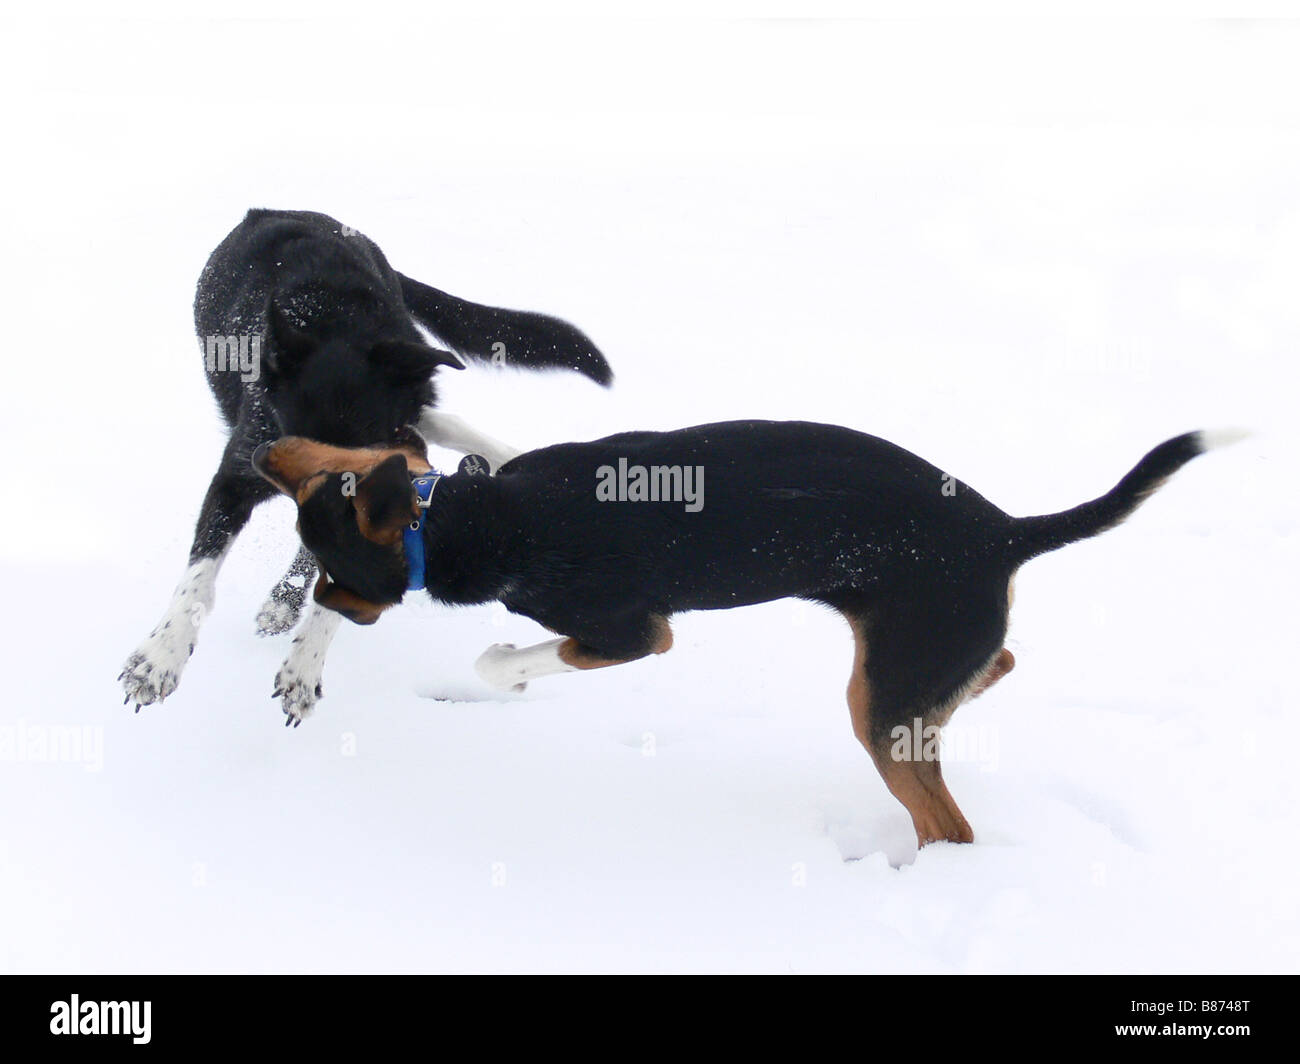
[1,12,1296,973]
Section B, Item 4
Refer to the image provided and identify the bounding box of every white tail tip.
[1198,428,1251,452]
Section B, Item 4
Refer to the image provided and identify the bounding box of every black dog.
[121,208,610,715]
[252,421,1237,845]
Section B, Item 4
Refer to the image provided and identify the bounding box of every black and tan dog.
[253,421,1237,845]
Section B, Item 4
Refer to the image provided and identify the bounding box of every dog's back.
[194,209,413,427]
[493,420,1017,611]
[195,209,400,339]
[194,208,612,434]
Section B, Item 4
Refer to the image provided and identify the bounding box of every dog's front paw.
[255,580,310,637]
[474,643,528,693]
[119,630,194,711]
[274,653,324,728]
[273,670,321,727]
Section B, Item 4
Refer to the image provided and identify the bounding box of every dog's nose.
[251,441,272,475]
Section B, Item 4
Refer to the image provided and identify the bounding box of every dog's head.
[260,299,464,443]
[252,429,433,624]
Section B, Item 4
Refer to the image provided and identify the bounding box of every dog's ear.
[370,339,465,381]
[264,299,315,378]
[353,453,421,546]
[312,570,389,625]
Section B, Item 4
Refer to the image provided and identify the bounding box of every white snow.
[1,13,1296,973]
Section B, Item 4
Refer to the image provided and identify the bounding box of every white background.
[1,6,1296,972]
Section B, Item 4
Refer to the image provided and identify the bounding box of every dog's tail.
[398,273,612,386]
[1005,429,1246,564]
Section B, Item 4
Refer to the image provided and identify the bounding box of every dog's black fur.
[254,420,1222,844]
[121,208,610,707]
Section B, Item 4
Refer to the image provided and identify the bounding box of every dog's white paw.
[273,666,321,727]
[119,627,195,711]
[122,558,221,711]
[474,643,528,693]
[273,653,324,727]
[272,603,341,727]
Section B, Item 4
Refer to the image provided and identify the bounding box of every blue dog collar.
[402,455,488,592]
[403,473,441,591]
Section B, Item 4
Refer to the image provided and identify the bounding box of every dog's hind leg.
[476,613,673,692]
[870,736,975,847]
[841,612,972,845]
[841,584,1010,847]
[475,638,576,692]
[968,647,1015,701]
[417,409,522,472]
[255,545,317,636]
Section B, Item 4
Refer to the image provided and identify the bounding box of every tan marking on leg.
[843,614,871,747]
[869,747,975,846]
[556,615,673,670]
[840,611,973,846]
[968,647,1015,701]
